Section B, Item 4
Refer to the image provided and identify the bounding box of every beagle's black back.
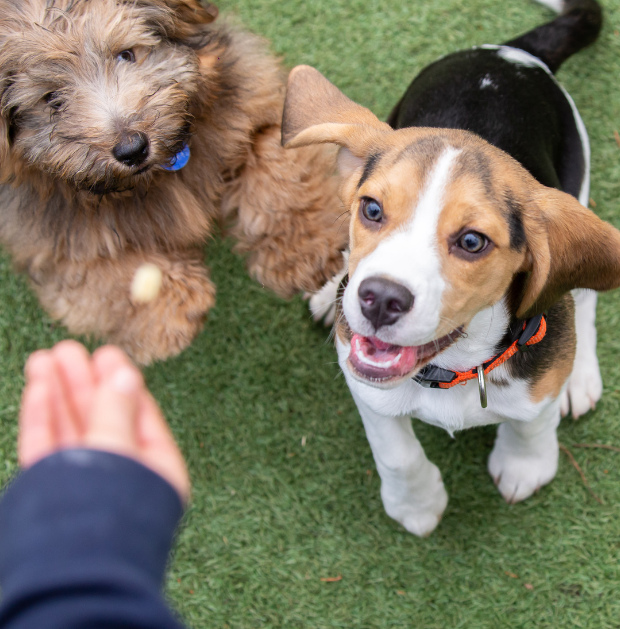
[387,0,602,198]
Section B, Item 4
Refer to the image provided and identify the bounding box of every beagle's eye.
[117,49,136,63]
[458,231,487,253]
[361,197,383,222]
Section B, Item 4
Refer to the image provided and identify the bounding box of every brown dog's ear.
[165,0,218,24]
[282,65,391,157]
[0,122,8,166]
[517,187,620,317]
[150,0,218,45]
[0,73,11,165]
[0,106,9,164]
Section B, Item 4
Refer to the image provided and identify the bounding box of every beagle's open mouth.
[348,329,462,383]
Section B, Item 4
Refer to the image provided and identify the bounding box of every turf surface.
[2,0,620,626]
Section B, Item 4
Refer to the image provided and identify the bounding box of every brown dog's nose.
[112,132,150,167]
[358,277,414,329]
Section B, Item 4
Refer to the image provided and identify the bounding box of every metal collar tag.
[477,365,487,408]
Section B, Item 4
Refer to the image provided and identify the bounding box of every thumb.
[85,366,142,456]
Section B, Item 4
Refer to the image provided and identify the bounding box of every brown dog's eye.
[458,231,487,253]
[117,49,136,63]
[44,92,62,112]
[361,197,383,222]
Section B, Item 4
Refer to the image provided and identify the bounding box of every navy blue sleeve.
[0,450,186,629]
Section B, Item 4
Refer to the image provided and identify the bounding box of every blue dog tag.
[163,144,190,172]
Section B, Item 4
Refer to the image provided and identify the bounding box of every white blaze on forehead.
[407,146,461,249]
[343,147,461,346]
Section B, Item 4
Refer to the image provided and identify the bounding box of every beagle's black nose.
[358,277,414,329]
[112,132,150,167]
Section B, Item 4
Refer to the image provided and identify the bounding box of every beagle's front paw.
[308,283,338,326]
[561,289,603,419]
[308,251,348,326]
[560,352,602,419]
[381,465,448,537]
[488,434,559,504]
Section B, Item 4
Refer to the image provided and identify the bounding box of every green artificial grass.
[2,0,620,626]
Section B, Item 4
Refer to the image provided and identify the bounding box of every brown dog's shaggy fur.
[0,0,348,364]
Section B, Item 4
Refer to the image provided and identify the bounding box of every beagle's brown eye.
[458,231,487,253]
[361,197,383,222]
[117,49,136,63]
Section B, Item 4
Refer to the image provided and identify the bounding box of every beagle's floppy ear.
[517,187,620,317]
[282,65,391,159]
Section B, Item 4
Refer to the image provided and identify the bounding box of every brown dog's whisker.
[333,209,351,226]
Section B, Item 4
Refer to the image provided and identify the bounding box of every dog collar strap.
[413,314,547,403]
[163,144,190,172]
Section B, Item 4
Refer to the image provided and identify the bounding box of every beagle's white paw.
[382,486,448,537]
[308,282,338,325]
[488,438,559,504]
[381,465,448,537]
[398,508,446,538]
[562,289,602,419]
[560,353,602,419]
[308,251,349,326]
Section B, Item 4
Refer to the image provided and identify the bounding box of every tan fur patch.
[531,355,574,402]
[530,296,576,403]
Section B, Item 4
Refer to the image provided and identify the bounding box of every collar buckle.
[516,313,544,352]
[413,365,458,388]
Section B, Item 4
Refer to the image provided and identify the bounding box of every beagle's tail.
[504,0,602,73]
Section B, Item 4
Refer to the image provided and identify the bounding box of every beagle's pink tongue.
[349,334,417,380]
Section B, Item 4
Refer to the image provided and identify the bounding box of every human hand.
[19,341,190,503]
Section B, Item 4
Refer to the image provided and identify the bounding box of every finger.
[52,341,95,427]
[135,391,170,445]
[84,365,142,456]
[24,350,81,447]
[92,345,136,384]
[137,392,191,504]
[25,349,54,383]
[47,359,83,447]
[18,380,55,468]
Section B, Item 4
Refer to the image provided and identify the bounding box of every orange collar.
[413,314,547,396]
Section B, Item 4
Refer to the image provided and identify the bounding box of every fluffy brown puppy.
[0,0,347,364]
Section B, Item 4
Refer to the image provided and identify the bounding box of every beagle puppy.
[282,0,619,536]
